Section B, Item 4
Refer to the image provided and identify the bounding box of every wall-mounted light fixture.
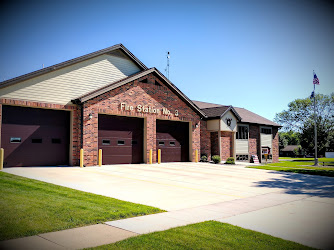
[89,113,93,120]
[195,123,199,128]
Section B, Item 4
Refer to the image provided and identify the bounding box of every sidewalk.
[2,190,333,249]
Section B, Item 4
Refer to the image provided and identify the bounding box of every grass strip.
[248,161,334,177]
[87,221,313,250]
[279,157,334,163]
[0,172,164,241]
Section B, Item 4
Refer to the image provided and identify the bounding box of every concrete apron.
[2,163,334,249]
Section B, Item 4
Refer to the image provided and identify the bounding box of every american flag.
[313,72,320,85]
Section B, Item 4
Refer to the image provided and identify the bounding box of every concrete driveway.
[4,163,334,249]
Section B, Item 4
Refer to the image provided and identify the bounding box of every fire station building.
[0,44,280,167]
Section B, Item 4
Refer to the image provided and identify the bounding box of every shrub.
[200,154,208,162]
[212,155,221,164]
[225,157,235,164]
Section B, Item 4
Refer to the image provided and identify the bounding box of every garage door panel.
[98,114,143,164]
[156,120,189,162]
[1,106,70,167]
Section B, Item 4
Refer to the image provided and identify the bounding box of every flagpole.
[313,72,318,166]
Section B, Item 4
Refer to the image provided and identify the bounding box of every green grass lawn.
[279,157,334,163]
[0,172,164,241]
[249,159,334,177]
[87,221,313,250]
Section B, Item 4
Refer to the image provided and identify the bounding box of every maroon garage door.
[1,105,70,167]
[156,120,189,162]
[98,114,143,164]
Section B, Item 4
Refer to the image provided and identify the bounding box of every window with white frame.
[236,125,248,139]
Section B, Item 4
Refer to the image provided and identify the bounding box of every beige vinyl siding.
[236,140,249,154]
[0,54,141,105]
[207,119,219,131]
[261,127,272,148]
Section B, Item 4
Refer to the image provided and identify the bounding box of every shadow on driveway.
[252,171,334,198]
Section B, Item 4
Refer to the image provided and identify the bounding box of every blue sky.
[0,0,333,121]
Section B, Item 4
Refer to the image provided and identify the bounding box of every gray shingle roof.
[200,106,229,118]
[192,100,281,127]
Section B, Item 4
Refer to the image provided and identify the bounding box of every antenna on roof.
[165,51,170,79]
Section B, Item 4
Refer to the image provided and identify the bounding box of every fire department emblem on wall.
[226,118,232,127]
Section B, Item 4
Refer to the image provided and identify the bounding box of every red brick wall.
[0,98,81,166]
[249,124,261,162]
[272,127,279,163]
[82,73,201,166]
[221,131,232,161]
[200,120,211,160]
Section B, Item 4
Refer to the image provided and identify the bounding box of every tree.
[275,93,334,154]
[279,131,300,148]
[274,93,334,132]
[300,117,332,155]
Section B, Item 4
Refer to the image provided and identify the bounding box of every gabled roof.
[0,44,148,89]
[193,100,281,127]
[72,68,206,118]
[201,105,241,121]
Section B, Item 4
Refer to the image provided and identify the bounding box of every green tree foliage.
[274,93,334,132]
[279,131,300,148]
[300,117,334,155]
[275,93,334,155]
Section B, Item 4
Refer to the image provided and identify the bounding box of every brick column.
[200,120,211,160]
[221,131,233,161]
[249,125,261,162]
[272,127,279,163]
[82,104,98,166]
[146,116,156,163]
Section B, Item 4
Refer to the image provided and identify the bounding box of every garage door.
[98,114,143,164]
[156,120,189,162]
[1,105,70,167]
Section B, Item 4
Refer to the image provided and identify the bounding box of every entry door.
[156,120,189,162]
[1,105,70,167]
[98,114,143,164]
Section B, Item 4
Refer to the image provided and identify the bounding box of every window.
[158,141,165,146]
[261,128,272,134]
[102,139,110,145]
[10,137,21,143]
[52,138,61,144]
[236,125,248,139]
[169,141,175,146]
[117,140,125,145]
[32,138,42,143]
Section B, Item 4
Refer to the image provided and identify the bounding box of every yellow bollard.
[0,148,4,170]
[158,149,161,164]
[195,149,198,163]
[98,149,102,167]
[80,148,84,168]
[149,149,153,164]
